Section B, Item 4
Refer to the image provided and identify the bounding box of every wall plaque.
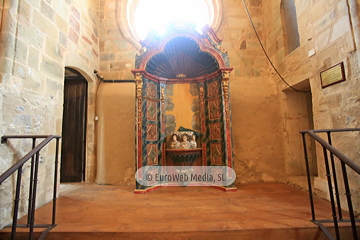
[320,62,346,88]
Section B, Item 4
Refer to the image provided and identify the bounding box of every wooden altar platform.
[0,182,355,239]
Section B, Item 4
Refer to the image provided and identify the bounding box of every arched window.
[281,0,300,55]
[118,0,222,48]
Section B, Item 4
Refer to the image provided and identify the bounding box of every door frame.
[61,67,88,182]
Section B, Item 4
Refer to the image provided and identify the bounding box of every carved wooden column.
[221,71,233,169]
[160,85,166,166]
[134,73,143,170]
[198,82,207,166]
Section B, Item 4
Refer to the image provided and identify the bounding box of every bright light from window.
[134,0,212,40]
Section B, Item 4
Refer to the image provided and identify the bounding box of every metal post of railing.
[1,135,61,239]
[11,166,23,240]
[52,138,60,225]
[301,133,316,221]
[29,152,40,240]
[340,162,358,240]
[326,132,343,220]
[323,146,340,240]
[27,138,36,225]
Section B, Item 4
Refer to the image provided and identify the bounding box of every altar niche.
[132,24,235,193]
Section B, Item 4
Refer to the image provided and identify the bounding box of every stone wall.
[0,0,99,229]
[98,0,137,80]
[218,0,286,183]
[263,0,360,211]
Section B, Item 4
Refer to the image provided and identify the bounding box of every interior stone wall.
[216,0,286,183]
[98,0,137,80]
[263,0,360,211]
[0,0,100,229]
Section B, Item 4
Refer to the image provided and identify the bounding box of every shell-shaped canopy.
[145,37,219,79]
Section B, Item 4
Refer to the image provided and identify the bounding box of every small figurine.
[170,133,181,149]
[180,133,191,149]
[189,134,197,149]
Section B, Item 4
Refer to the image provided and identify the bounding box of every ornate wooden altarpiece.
[132,23,235,193]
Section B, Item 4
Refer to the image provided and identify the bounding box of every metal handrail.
[300,129,360,174]
[0,135,61,183]
[303,128,360,133]
[300,128,359,240]
[0,135,61,240]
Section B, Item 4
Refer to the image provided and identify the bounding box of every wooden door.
[60,77,87,182]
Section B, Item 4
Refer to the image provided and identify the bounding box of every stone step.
[0,226,356,240]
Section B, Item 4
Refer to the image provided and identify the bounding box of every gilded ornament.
[222,71,231,80]
[134,73,143,133]
[160,87,165,101]
[134,73,143,84]
[134,73,143,100]
[176,74,186,79]
[161,87,165,124]
[199,86,205,104]
[222,72,231,125]
[216,44,227,54]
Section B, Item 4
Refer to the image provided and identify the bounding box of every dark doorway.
[60,68,88,182]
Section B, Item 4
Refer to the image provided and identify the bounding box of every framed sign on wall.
[320,62,346,88]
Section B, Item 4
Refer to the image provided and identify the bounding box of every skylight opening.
[134,0,213,40]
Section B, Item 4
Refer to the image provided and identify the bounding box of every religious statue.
[170,133,181,149]
[189,134,197,149]
[180,133,191,149]
[169,131,199,150]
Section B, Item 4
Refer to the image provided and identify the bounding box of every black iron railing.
[0,135,61,240]
[300,129,360,240]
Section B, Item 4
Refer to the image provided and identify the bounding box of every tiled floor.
[1,182,355,239]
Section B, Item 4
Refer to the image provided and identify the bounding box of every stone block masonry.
[263,0,360,213]
[0,0,100,229]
